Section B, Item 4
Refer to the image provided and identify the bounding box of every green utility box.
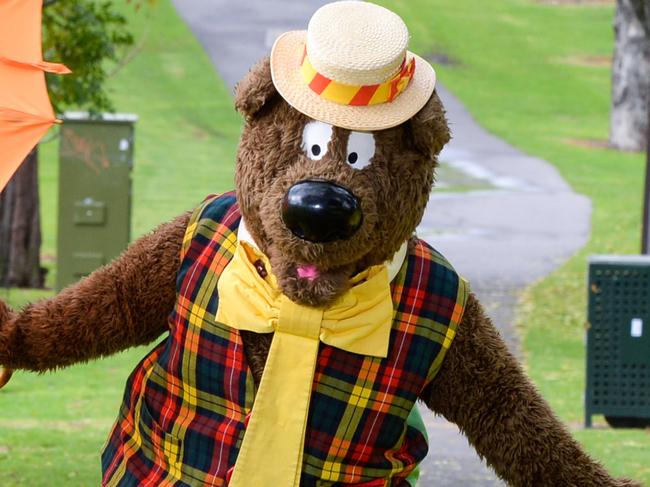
[56,112,137,291]
[585,255,650,428]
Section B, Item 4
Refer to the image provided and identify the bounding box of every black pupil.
[348,152,358,164]
[311,144,321,156]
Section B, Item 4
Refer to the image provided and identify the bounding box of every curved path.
[172,1,591,484]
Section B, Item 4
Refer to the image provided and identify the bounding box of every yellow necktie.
[216,242,394,486]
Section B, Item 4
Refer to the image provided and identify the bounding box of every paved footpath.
[172,1,592,484]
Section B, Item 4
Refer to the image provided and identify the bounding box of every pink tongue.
[297,265,320,281]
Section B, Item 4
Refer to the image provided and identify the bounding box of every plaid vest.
[101,193,468,487]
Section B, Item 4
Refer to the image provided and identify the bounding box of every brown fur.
[423,294,641,487]
[0,55,641,486]
[234,57,278,121]
[0,213,189,371]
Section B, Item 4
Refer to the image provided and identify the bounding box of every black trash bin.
[585,255,650,428]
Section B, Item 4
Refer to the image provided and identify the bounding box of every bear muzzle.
[282,180,363,243]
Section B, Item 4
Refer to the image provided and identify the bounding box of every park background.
[1,0,649,484]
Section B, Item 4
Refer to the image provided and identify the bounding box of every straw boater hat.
[270,1,436,131]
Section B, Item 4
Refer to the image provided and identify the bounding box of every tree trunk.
[0,148,45,288]
[610,0,650,152]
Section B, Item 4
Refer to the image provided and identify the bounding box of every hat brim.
[270,31,436,131]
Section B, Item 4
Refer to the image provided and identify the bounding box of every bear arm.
[0,212,190,372]
[420,292,641,487]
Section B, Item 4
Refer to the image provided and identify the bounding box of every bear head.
[233,57,450,307]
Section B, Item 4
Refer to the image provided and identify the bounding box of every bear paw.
[0,299,15,389]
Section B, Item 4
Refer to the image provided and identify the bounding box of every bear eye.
[346,131,375,170]
[301,121,333,161]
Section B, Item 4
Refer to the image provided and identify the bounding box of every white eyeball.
[301,121,333,161]
[346,131,375,170]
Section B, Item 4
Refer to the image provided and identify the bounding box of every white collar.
[237,218,407,283]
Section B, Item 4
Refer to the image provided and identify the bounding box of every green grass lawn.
[2,0,649,485]
[377,0,650,483]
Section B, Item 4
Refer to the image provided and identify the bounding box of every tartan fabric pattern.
[101,193,468,486]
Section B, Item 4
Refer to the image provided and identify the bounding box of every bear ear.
[234,56,279,119]
[408,90,451,157]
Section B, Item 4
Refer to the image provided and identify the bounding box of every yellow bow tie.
[216,242,394,487]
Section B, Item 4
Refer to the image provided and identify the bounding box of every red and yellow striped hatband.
[300,46,416,107]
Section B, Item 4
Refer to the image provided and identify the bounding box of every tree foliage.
[42,0,135,113]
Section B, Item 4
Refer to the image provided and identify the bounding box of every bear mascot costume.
[0,2,642,486]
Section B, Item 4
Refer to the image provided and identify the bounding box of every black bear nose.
[282,180,363,243]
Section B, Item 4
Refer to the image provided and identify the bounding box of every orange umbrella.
[0,0,70,191]
[0,0,70,389]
